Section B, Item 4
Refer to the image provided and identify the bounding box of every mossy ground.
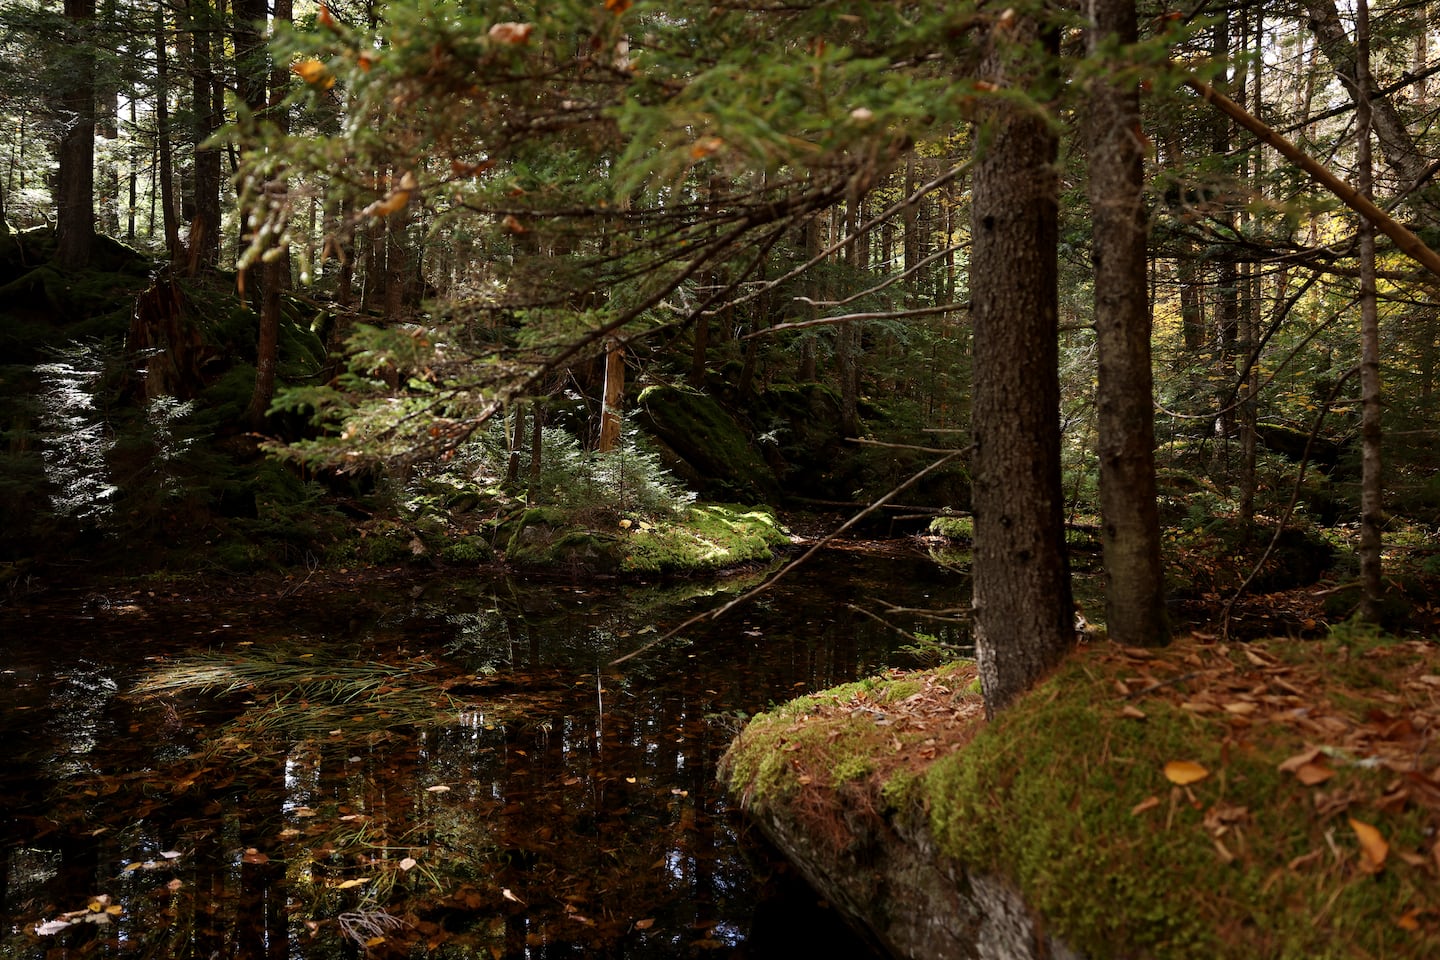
[721,634,1440,959]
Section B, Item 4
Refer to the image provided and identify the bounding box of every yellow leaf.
[335,878,371,889]
[291,59,335,89]
[1349,818,1388,872]
[1163,760,1210,785]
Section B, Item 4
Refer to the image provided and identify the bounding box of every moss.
[620,503,789,574]
[636,384,779,503]
[725,642,1440,960]
[916,648,1440,959]
[928,515,973,540]
[439,535,494,564]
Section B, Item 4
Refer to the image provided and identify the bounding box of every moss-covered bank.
[719,635,1440,959]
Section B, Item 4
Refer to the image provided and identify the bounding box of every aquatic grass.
[131,646,466,740]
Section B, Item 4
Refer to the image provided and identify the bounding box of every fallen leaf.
[335,878,370,890]
[1164,760,1210,785]
[1120,704,1147,720]
[634,918,655,930]
[502,888,525,904]
[1131,795,1161,815]
[34,919,73,936]
[1295,761,1335,786]
[426,785,451,793]
[399,857,417,871]
[1279,747,1326,773]
[1397,909,1422,931]
[1349,818,1388,872]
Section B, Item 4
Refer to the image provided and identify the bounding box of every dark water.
[0,548,966,959]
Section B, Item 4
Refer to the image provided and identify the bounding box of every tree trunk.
[243,0,292,430]
[155,3,180,258]
[186,0,221,269]
[1355,0,1385,621]
[1086,0,1169,647]
[54,0,96,270]
[969,18,1075,717]
[1304,0,1440,226]
[597,339,625,453]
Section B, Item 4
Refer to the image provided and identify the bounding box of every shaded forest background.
[3,0,1440,636]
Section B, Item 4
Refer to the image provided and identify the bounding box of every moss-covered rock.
[636,384,780,503]
[721,638,1440,959]
[500,502,790,576]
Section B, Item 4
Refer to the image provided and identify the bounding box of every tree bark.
[969,16,1075,717]
[1355,0,1385,621]
[597,339,625,453]
[1086,0,1169,647]
[185,0,221,270]
[1304,0,1440,225]
[54,0,96,270]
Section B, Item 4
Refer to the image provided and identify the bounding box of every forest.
[2,0,1440,957]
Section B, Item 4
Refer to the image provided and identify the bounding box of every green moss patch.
[620,503,790,574]
[722,638,1440,959]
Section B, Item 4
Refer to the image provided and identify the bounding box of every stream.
[0,546,966,958]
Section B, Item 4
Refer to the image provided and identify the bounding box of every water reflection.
[0,550,963,958]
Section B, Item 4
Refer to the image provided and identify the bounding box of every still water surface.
[0,548,964,958]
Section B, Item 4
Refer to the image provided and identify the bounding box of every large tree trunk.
[186,0,221,270]
[1086,0,1169,647]
[54,0,96,270]
[969,17,1075,718]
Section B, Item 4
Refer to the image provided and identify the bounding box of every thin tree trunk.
[1355,0,1385,621]
[597,340,625,453]
[970,17,1075,717]
[155,3,180,257]
[1087,0,1168,647]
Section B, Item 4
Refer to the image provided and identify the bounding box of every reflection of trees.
[2,551,945,956]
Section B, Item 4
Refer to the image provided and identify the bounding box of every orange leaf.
[291,59,335,89]
[318,4,337,30]
[1349,817,1389,872]
[633,918,655,930]
[1131,795,1161,815]
[1163,760,1209,785]
[605,0,633,12]
[689,136,724,160]
[1397,909,1422,931]
[1294,761,1335,786]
